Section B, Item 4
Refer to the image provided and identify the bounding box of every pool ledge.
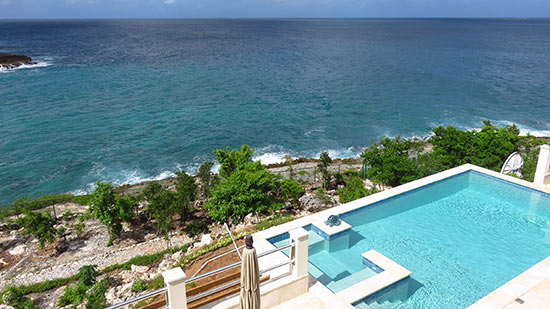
[336,250,412,304]
[469,257,550,309]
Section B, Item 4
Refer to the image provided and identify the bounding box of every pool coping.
[336,250,412,304]
[468,257,550,309]
[256,164,550,241]
[252,163,550,305]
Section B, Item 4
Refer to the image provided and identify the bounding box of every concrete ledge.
[336,250,411,304]
[311,218,351,240]
[469,257,550,309]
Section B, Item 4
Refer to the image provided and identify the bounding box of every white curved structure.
[534,145,550,187]
[501,152,524,177]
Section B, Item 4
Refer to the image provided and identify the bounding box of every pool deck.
[249,164,550,308]
[469,257,550,309]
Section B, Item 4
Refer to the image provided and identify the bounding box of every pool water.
[270,171,550,308]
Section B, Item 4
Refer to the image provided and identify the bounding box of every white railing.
[106,228,309,309]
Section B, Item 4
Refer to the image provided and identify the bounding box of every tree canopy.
[88,182,137,245]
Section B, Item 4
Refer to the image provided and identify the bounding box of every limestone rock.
[157,259,171,273]
[171,250,183,262]
[200,234,212,246]
[8,244,26,255]
[299,193,333,212]
[131,265,149,273]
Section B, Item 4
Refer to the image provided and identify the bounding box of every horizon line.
[1,17,550,21]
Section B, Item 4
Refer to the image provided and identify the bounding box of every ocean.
[1,18,549,205]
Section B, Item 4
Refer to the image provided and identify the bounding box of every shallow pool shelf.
[311,218,352,252]
[336,250,412,304]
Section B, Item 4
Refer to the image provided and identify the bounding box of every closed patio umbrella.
[240,234,260,309]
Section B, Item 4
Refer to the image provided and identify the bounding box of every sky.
[0,0,549,19]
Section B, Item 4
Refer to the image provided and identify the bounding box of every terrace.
[110,145,550,309]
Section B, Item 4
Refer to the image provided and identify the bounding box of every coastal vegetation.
[205,146,282,223]
[361,121,544,187]
[1,122,548,308]
[16,211,65,249]
[88,182,138,246]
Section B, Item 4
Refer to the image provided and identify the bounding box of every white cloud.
[164,0,176,4]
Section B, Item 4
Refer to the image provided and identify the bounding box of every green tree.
[338,176,377,203]
[174,171,198,221]
[470,121,519,171]
[198,161,218,197]
[141,183,177,244]
[16,211,64,249]
[280,179,305,204]
[430,121,520,172]
[361,137,423,187]
[214,145,254,179]
[88,182,138,246]
[429,126,474,170]
[318,151,333,189]
[205,162,282,223]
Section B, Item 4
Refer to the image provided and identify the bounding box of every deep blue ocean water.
[1,19,550,205]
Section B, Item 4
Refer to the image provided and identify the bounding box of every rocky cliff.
[0,52,37,69]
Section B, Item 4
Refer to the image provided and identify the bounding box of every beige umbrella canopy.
[240,235,261,309]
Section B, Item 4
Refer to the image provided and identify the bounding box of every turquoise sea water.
[1,19,550,205]
[271,172,550,308]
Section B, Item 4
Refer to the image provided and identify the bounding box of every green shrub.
[314,188,332,204]
[72,194,92,206]
[89,182,138,245]
[2,286,37,309]
[74,222,85,237]
[86,278,109,309]
[78,265,99,286]
[318,152,333,189]
[58,281,89,306]
[131,279,149,293]
[361,136,424,187]
[280,179,305,204]
[149,275,165,290]
[338,176,378,203]
[256,215,295,230]
[184,221,209,238]
[62,210,73,222]
[0,194,91,222]
[343,169,359,179]
[16,211,64,248]
[214,145,255,179]
[198,161,218,197]
[174,171,198,221]
[205,162,282,224]
[141,183,177,242]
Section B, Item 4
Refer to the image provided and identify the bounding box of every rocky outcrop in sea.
[0,52,37,69]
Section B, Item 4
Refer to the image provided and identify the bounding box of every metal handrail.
[186,258,295,303]
[105,287,167,309]
[185,243,294,284]
[190,244,245,278]
[106,243,295,308]
[224,222,243,260]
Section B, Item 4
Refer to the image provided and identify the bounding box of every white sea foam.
[0,61,53,73]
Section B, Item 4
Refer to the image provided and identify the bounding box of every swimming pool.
[268,171,550,308]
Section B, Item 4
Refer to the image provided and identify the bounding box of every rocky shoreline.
[0,52,37,70]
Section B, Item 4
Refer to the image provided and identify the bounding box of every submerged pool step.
[328,267,378,292]
[308,231,325,255]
